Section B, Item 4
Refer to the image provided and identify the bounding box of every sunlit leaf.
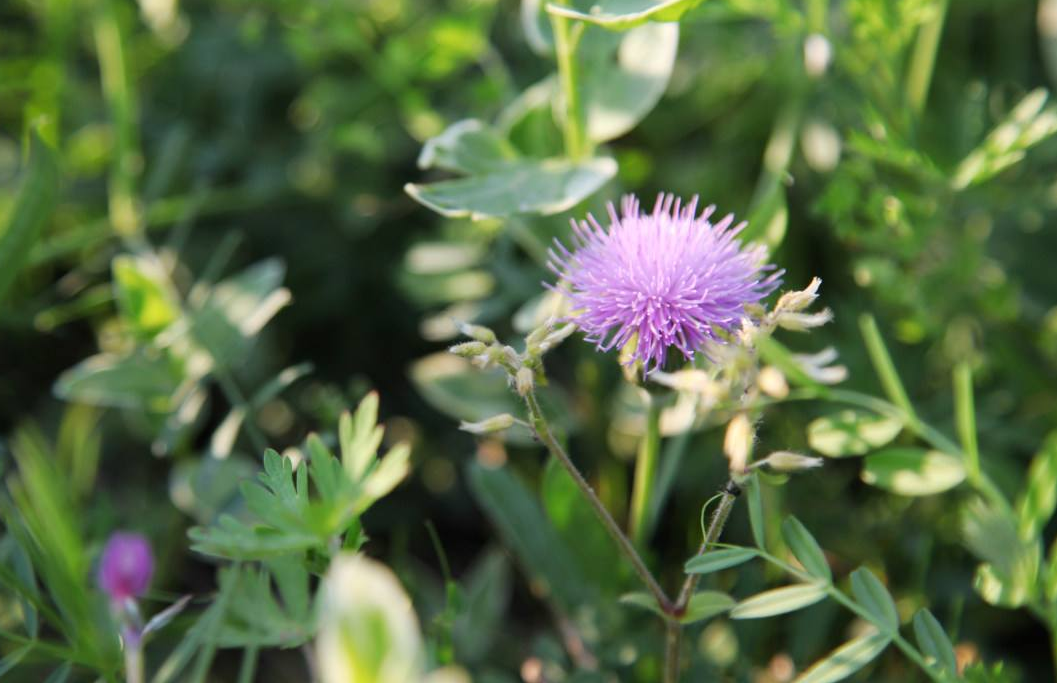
[405,157,616,220]
[1016,431,1057,540]
[730,582,828,619]
[861,448,965,496]
[807,410,903,458]
[793,629,891,683]
[546,0,705,30]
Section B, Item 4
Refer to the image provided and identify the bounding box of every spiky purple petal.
[548,194,781,371]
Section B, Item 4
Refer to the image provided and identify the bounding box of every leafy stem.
[522,388,672,613]
[664,480,741,683]
[751,546,947,683]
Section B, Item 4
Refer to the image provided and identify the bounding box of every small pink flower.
[98,532,154,602]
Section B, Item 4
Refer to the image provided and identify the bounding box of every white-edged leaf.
[849,567,898,631]
[782,517,831,581]
[807,410,903,458]
[793,629,891,683]
[405,157,616,220]
[861,448,965,496]
[684,547,758,575]
[545,0,705,30]
[730,582,828,620]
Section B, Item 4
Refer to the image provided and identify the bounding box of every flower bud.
[459,414,516,435]
[724,413,753,474]
[457,322,496,344]
[776,308,834,332]
[449,341,488,358]
[514,367,534,396]
[792,347,848,385]
[759,450,823,473]
[98,532,154,603]
[775,277,822,314]
[757,366,789,399]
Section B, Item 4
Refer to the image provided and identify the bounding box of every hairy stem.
[630,394,662,546]
[664,480,741,683]
[523,389,672,612]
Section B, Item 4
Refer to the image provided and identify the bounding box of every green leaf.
[215,564,312,648]
[861,448,965,496]
[807,410,903,458]
[619,591,666,618]
[858,314,916,419]
[189,259,291,369]
[43,663,73,683]
[0,131,59,302]
[579,22,679,142]
[849,568,898,631]
[452,550,512,664]
[680,590,735,624]
[169,454,256,524]
[964,500,1040,607]
[405,156,616,220]
[339,392,384,481]
[417,119,519,174]
[741,182,788,250]
[546,0,706,30]
[0,645,32,676]
[54,351,186,412]
[730,583,828,619]
[684,547,758,575]
[112,254,180,339]
[781,517,831,581]
[913,608,957,675]
[467,462,590,610]
[1016,432,1057,540]
[746,473,766,549]
[792,629,891,683]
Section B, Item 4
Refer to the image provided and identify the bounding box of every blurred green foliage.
[2,0,1057,681]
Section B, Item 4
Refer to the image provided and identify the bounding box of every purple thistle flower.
[548,194,782,371]
[98,532,154,603]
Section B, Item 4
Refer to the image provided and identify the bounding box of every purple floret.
[549,193,782,371]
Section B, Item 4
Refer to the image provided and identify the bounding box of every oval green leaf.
[861,448,966,496]
[849,567,898,631]
[680,590,735,625]
[912,608,957,674]
[619,591,666,618]
[730,582,828,620]
[807,410,903,458]
[684,547,758,575]
[781,517,831,581]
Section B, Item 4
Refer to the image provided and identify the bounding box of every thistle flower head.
[98,532,154,603]
[548,194,782,371]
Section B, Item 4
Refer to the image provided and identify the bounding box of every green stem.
[523,390,672,612]
[550,9,589,160]
[630,394,662,546]
[905,0,949,117]
[126,641,145,683]
[664,480,741,683]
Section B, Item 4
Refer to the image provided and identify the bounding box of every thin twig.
[523,389,672,612]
